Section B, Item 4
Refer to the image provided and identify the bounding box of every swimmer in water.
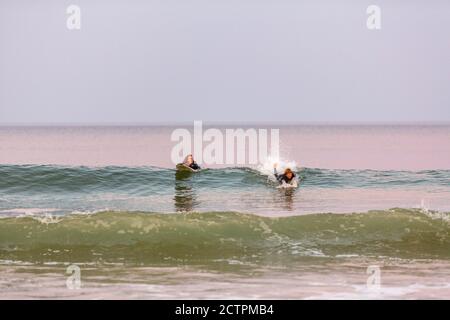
[273,163,296,184]
[183,154,201,170]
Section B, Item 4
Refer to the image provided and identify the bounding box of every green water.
[1,209,448,267]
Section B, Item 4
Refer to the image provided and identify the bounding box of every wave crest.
[0,209,449,265]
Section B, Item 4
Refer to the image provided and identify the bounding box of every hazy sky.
[1,0,449,123]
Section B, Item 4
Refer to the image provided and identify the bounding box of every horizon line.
[1,120,450,127]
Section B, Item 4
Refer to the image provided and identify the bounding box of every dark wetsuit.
[188,162,201,170]
[274,168,295,184]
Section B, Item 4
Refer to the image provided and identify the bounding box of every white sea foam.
[0,208,61,218]
[257,156,299,176]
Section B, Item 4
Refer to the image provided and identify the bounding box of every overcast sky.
[1,0,449,124]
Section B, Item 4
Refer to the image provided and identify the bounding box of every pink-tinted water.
[0,125,449,170]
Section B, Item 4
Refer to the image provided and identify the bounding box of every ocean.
[0,124,449,299]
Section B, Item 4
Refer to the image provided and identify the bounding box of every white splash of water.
[256,156,299,177]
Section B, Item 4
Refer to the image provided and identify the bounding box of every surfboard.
[277,179,298,189]
[176,163,200,172]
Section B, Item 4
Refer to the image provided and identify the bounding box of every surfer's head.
[184,154,194,165]
[284,168,294,180]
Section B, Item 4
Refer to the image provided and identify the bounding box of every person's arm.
[273,163,283,183]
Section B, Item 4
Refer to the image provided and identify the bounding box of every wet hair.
[183,154,194,164]
[284,168,294,176]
